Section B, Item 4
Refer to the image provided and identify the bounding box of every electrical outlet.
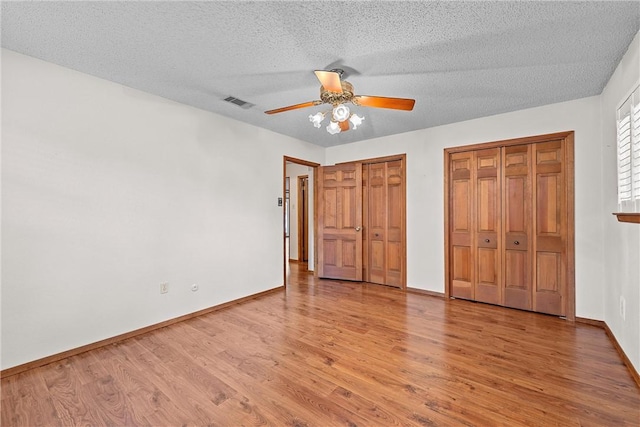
[160,282,169,294]
[620,296,626,320]
[191,283,199,292]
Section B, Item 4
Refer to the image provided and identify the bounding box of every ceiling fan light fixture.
[349,113,365,129]
[267,68,413,136]
[326,120,341,135]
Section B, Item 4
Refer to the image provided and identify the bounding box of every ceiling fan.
[265,69,415,134]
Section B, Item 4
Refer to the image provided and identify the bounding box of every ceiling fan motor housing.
[320,81,355,106]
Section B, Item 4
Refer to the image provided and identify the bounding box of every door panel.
[533,141,565,316]
[449,152,474,299]
[503,145,532,310]
[474,148,501,305]
[317,163,363,280]
[453,181,471,230]
[452,246,473,299]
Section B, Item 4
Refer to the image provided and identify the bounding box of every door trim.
[337,153,406,165]
[444,132,575,321]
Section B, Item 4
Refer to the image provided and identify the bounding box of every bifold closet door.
[532,140,567,316]
[446,132,573,318]
[448,147,510,306]
[502,145,533,310]
[474,148,502,305]
[449,152,474,299]
[365,160,404,288]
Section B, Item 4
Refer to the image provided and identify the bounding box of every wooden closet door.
[445,131,574,318]
[367,162,386,285]
[474,148,502,305]
[385,160,404,288]
[449,152,474,299]
[502,145,532,310]
[366,160,404,288]
[533,141,566,316]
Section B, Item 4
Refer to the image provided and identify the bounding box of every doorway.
[283,156,320,287]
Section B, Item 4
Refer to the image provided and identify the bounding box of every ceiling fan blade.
[339,120,350,132]
[264,100,321,114]
[354,95,415,111]
[314,70,343,93]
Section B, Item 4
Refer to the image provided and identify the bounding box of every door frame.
[283,156,320,288]
[443,131,575,320]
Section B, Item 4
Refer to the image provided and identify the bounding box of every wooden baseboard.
[576,317,639,388]
[603,323,640,388]
[575,317,605,327]
[406,287,445,298]
[0,286,284,379]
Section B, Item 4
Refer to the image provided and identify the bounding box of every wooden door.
[317,163,363,281]
[502,145,533,310]
[449,151,474,299]
[532,140,566,316]
[365,160,404,288]
[474,148,502,305]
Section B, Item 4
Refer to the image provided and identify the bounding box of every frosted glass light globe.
[326,121,341,135]
[309,112,325,128]
[332,104,350,122]
[349,114,365,129]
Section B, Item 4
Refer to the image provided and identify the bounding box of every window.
[617,85,640,212]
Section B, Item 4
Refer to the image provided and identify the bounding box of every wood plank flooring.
[2,263,639,426]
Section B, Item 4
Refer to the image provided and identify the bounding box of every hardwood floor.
[2,264,639,426]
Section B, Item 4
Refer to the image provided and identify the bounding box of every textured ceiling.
[2,1,639,147]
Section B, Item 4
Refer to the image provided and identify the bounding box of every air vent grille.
[223,96,254,109]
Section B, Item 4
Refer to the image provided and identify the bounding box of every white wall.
[600,31,640,373]
[0,49,325,370]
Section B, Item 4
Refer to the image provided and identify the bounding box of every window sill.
[613,213,640,224]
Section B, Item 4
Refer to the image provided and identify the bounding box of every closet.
[317,155,406,288]
[444,132,574,319]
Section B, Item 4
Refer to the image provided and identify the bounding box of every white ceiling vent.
[223,96,254,109]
